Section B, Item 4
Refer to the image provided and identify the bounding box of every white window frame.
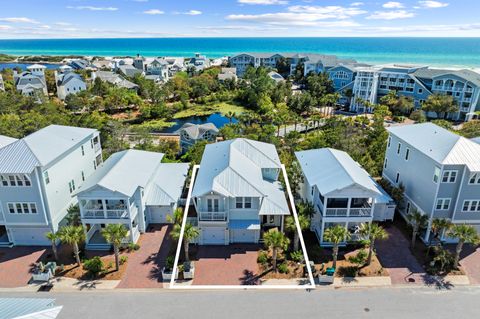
[436,198,451,210]
[68,180,76,193]
[462,200,480,212]
[244,197,252,209]
[405,148,410,161]
[442,170,457,183]
[384,158,388,169]
[387,137,391,148]
[468,173,480,184]
[7,202,37,214]
[236,197,243,209]
[44,171,50,184]
[397,143,401,155]
[395,172,400,184]
[433,167,441,183]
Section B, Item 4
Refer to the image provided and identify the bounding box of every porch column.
[347,197,352,216]
[320,220,326,245]
[280,215,284,233]
[323,197,328,216]
[102,199,107,219]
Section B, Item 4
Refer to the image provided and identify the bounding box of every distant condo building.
[229,52,480,121]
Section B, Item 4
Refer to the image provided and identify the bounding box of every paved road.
[2,286,480,319]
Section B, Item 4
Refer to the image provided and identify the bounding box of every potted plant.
[161,256,176,281]
[32,262,53,282]
[183,260,195,280]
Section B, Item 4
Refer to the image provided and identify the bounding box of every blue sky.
[0,0,478,38]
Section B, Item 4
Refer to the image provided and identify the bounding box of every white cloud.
[0,17,39,24]
[350,2,364,6]
[66,6,118,11]
[0,25,13,30]
[382,2,404,9]
[177,10,202,16]
[417,1,449,8]
[227,5,366,26]
[238,0,288,5]
[143,9,165,15]
[367,10,415,20]
[55,22,72,26]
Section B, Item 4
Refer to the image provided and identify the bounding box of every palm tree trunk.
[52,242,59,262]
[73,242,81,266]
[411,228,417,249]
[454,241,464,269]
[113,245,120,270]
[272,247,278,272]
[184,239,190,262]
[367,240,374,266]
[293,232,299,252]
[332,245,339,269]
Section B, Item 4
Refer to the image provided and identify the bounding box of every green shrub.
[127,243,140,252]
[278,262,289,274]
[348,249,368,266]
[83,256,104,275]
[257,251,268,264]
[409,110,426,123]
[290,250,304,263]
[165,256,175,271]
[119,255,128,265]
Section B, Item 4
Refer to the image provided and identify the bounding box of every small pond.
[0,63,61,71]
[162,112,238,133]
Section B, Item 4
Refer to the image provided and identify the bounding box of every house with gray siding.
[76,149,189,250]
[296,148,395,246]
[176,123,219,153]
[0,125,102,246]
[191,138,290,245]
[14,64,48,98]
[383,123,480,243]
[55,66,87,100]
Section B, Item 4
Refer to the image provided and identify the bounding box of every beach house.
[55,65,87,100]
[14,64,48,98]
[177,123,219,153]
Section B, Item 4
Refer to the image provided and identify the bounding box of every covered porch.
[85,222,141,250]
[314,220,368,247]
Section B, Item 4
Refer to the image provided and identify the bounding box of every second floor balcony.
[198,211,227,221]
[81,200,136,220]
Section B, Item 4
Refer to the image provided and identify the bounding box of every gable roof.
[57,72,84,87]
[295,148,382,197]
[176,123,219,139]
[0,135,17,149]
[388,123,480,171]
[192,138,288,214]
[0,298,61,319]
[77,150,164,197]
[146,163,189,206]
[0,125,96,174]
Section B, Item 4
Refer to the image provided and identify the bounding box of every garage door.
[231,229,257,243]
[148,206,171,224]
[10,227,50,246]
[202,227,226,245]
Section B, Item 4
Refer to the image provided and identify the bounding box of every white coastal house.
[92,71,139,90]
[55,65,87,100]
[0,74,4,91]
[0,125,102,246]
[296,148,395,246]
[76,149,189,250]
[191,138,290,245]
[13,64,48,98]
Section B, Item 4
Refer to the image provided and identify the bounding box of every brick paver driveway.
[193,244,260,285]
[0,247,47,288]
[376,224,428,285]
[457,245,480,284]
[117,224,172,289]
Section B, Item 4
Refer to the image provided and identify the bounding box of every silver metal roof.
[0,125,97,174]
[0,135,18,149]
[388,123,480,171]
[176,123,219,139]
[77,149,164,197]
[0,298,61,319]
[146,163,190,206]
[295,148,382,197]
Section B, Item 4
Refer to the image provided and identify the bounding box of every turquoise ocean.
[0,37,479,68]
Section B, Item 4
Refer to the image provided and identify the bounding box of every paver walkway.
[193,244,260,285]
[116,224,172,289]
[458,245,480,284]
[375,225,428,285]
[0,247,46,288]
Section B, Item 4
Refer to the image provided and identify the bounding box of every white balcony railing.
[199,211,227,221]
[349,208,372,217]
[325,208,348,217]
[324,207,372,217]
[94,143,101,153]
[83,209,129,219]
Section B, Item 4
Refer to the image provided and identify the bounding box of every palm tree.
[225,111,236,124]
[323,225,350,269]
[429,218,453,246]
[45,232,60,262]
[359,223,388,266]
[448,224,480,269]
[407,209,429,249]
[58,225,85,266]
[166,207,184,225]
[171,223,199,262]
[284,214,310,251]
[263,228,290,272]
[101,224,129,271]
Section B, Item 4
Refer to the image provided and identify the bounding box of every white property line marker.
[170,164,316,290]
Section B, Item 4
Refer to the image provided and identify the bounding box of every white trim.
[435,198,451,211]
[452,168,467,221]
[441,170,458,183]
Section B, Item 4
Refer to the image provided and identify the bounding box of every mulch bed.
[257,249,307,280]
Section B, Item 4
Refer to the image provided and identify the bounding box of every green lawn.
[173,102,246,119]
[132,119,176,132]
